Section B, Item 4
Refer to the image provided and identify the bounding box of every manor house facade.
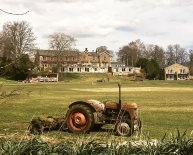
[35,48,110,73]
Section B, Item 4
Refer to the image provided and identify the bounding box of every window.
[94,68,97,72]
[69,68,73,72]
[61,67,65,72]
[122,68,126,72]
[77,68,81,72]
[85,68,89,72]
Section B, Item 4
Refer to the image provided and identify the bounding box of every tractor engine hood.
[121,101,138,109]
[104,100,138,110]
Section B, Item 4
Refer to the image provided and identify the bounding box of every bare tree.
[165,45,175,65]
[96,46,108,53]
[0,31,3,57]
[151,45,165,66]
[48,32,76,72]
[143,44,154,59]
[2,21,36,60]
[118,39,144,66]
[165,44,188,65]
[49,32,76,51]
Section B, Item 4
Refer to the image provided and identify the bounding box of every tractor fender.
[121,101,138,121]
[69,100,105,113]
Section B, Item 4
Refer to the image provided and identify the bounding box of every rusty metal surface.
[104,100,137,110]
[104,100,118,109]
[121,101,138,109]
[121,101,138,120]
[70,100,139,121]
[84,99,105,112]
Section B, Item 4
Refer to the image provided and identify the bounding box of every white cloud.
[1,0,193,51]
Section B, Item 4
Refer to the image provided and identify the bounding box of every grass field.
[0,74,193,140]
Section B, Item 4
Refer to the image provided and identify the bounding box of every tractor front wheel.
[66,104,94,133]
[115,113,134,136]
[115,120,133,136]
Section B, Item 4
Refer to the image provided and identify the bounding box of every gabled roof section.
[98,50,110,55]
[164,63,189,70]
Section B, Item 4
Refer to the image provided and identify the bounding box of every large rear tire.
[66,104,94,133]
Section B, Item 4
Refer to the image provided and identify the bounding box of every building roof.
[164,63,189,70]
[111,62,128,67]
[81,48,110,56]
[88,52,98,57]
[36,49,79,57]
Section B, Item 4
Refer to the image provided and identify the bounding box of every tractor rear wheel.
[66,104,94,133]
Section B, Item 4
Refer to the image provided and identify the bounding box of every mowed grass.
[0,75,193,139]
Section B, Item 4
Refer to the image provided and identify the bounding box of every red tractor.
[66,83,141,136]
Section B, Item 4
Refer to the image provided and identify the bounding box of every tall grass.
[0,130,193,155]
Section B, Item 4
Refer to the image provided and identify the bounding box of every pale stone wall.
[164,63,189,80]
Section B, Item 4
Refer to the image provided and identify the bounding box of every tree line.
[0,20,193,80]
[117,39,193,79]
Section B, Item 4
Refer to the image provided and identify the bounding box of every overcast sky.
[1,0,193,52]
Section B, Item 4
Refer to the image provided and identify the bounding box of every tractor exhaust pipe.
[118,82,121,110]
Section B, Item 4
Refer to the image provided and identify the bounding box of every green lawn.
[0,75,193,140]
